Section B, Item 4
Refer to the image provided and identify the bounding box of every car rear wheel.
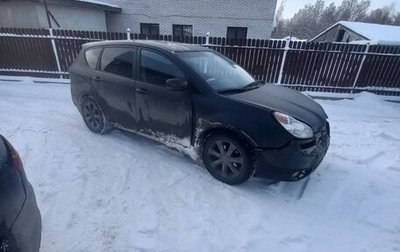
[81,97,109,134]
[202,134,253,185]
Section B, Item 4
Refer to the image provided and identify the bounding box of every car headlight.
[273,112,313,139]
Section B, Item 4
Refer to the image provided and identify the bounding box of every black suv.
[69,40,330,185]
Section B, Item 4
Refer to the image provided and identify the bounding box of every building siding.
[0,2,107,31]
[105,0,277,38]
[47,4,107,31]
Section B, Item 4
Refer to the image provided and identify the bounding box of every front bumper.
[11,179,41,252]
[254,124,330,181]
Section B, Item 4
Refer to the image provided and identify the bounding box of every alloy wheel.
[82,100,103,132]
[207,140,244,179]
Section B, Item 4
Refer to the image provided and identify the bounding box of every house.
[311,21,400,45]
[104,0,277,39]
[0,0,121,31]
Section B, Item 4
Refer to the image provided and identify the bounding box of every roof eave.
[311,21,369,42]
[71,2,121,13]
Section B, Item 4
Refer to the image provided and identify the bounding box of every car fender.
[193,117,257,149]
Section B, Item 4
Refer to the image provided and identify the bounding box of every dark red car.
[0,135,41,252]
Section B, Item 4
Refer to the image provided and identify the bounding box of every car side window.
[100,47,135,79]
[85,48,102,69]
[139,49,184,86]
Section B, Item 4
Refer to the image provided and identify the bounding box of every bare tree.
[271,0,400,39]
[394,12,400,24]
[336,0,370,21]
[319,3,337,28]
[286,0,325,39]
[272,0,288,38]
[274,0,286,26]
[365,4,396,24]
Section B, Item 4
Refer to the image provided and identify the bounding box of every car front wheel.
[202,134,253,185]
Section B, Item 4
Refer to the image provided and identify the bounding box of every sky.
[277,0,400,19]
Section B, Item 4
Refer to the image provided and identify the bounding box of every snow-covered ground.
[1,78,400,252]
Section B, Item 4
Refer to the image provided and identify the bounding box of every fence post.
[126,28,131,40]
[205,32,210,45]
[351,43,370,93]
[277,39,290,85]
[48,28,63,79]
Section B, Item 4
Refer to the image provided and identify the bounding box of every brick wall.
[105,0,277,38]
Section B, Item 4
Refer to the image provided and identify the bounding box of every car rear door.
[134,48,192,141]
[69,46,102,107]
[93,46,138,129]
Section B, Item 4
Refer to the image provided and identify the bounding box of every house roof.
[71,0,121,12]
[313,21,400,45]
[13,0,122,13]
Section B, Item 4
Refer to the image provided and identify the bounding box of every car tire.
[80,97,110,134]
[202,133,253,185]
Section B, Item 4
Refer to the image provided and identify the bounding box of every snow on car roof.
[84,40,210,52]
[339,21,400,45]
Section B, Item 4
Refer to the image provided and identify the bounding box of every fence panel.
[356,45,400,95]
[0,27,400,95]
[0,27,58,78]
[282,42,369,93]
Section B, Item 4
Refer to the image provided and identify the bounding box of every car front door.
[134,48,192,142]
[93,46,138,129]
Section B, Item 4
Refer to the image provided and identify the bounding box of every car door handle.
[136,87,147,94]
[92,76,101,81]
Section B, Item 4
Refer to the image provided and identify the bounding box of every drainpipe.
[43,0,52,28]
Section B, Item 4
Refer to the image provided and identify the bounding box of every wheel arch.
[196,126,257,150]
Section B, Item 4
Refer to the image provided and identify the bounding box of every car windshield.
[177,51,256,92]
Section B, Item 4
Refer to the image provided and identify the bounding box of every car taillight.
[3,139,24,171]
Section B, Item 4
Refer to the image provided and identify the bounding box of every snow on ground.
[0,79,400,252]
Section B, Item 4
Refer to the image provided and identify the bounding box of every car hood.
[227,84,328,131]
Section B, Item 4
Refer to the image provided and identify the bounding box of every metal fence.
[1,27,400,96]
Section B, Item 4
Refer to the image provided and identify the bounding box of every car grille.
[0,238,9,252]
[300,121,330,154]
[326,121,330,136]
[300,140,316,149]
[320,122,330,146]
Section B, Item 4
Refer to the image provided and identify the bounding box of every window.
[100,47,135,79]
[177,51,254,92]
[226,27,248,40]
[140,23,160,36]
[173,25,193,37]
[139,49,184,86]
[336,29,346,42]
[85,48,102,69]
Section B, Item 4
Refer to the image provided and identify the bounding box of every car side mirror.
[165,78,188,91]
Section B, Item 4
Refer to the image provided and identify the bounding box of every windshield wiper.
[218,88,247,94]
[218,80,265,94]
[242,80,264,90]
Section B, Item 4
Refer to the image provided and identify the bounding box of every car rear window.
[85,48,102,69]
